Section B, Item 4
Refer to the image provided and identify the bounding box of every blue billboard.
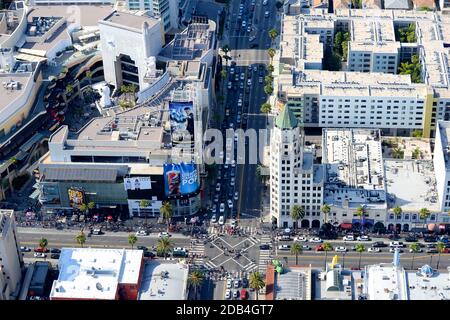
[164,162,199,197]
[169,101,194,141]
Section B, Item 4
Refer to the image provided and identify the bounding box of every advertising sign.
[164,162,199,197]
[124,177,153,191]
[169,101,194,142]
[41,183,61,205]
[68,187,85,208]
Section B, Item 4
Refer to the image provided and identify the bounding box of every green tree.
[411,129,423,138]
[268,28,279,44]
[290,205,305,229]
[355,205,365,229]
[260,103,272,114]
[267,64,274,73]
[87,201,95,211]
[76,231,86,248]
[128,234,138,249]
[419,207,430,222]
[436,242,446,270]
[267,48,276,61]
[160,201,173,232]
[39,238,48,252]
[334,31,343,54]
[291,242,303,265]
[65,84,74,94]
[412,147,421,160]
[156,236,173,258]
[393,206,403,219]
[220,69,227,80]
[79,203,88,213]
[264,85,273,95]
[249,272,265,300]
[85,70,93,84]
[321,204,331,223]
[188,270,205,300]
[392,146,404,159]
[323,242,333,269]
[355,244,365,269]
[264,75,273,85]
[409,243,421,270]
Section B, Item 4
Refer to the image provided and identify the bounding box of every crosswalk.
[190,242,218,270]
[258,234,273,274]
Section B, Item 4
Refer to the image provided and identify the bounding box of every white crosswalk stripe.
[205,261,217,270]
[243,261,258,272]
[246,236,260,246]
[258,250,272,274]
[190,243,206,266]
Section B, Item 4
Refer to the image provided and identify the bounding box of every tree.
[334,31,343,54]
[39,238,48,252]
[264,85,273,95]
[188,270,205,300]
[160,201,173,232]
[249,272,265,300]
[260,103,271,114]
[409,243,421,270]
[65,84,74,94]
[264,75,273,85]
[76,232,86,248]
[267,64,274,73]
[411,129,422,138]
[436,242,446,270]
[85,70,93,85]
[322,242,333,269]
[220,69,227,80]
[392,146,404,159]
[290,205,305,229]
[321,204,331,223]
[355,205,365,230]
[87,201,95,211]
[393,206,402,219]
[419,208,430,223]
[128,234,138,249]
[156,237,173,258]
[412,147,421,160]
[355,244,365,269]
[291,242,303,265]
[268,28,279,44]
[267,48,276,61]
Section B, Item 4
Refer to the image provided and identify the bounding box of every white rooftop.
[138,261,188,300]
[50,248,143,300]
[407,268,450,300]
[364,263,408,300]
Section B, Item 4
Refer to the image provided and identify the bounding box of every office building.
[432,121,450,215]
[125,0,179,32]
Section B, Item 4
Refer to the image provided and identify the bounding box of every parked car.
[343,235,355,241]
[135,230,149,236]
[226,279,232,289]
[158,232,171,238]
[233,290,239,299]
[234,279,240,288]
[294,236,308,242]
[33,252,46,258]
[144,251,155,258]
[219,203,225,213]
[427,248,438,254]
[278,244,291,251]
[219,215,225,225]
[20,246,31,252]
[34,248,49,253]
[372,241,388,248]
[315,245,324,252]
[277,235,291,241]
[137,246,148,251]
[225,289,231,299]
[389,248,404,253]
[409,248,423,253]
[302,245,312,251]
[357,235,370,241]
[227,199,233,209]
[368,247,381,253]
[335,246,347,252]
[405,236,418,242]
[50,248,61,254]
[309,237,323,243]
[50,253,60,259]
[389,241,405,248]
[240,289,248,300]
[424,236,437,243]
[211,214,217,224]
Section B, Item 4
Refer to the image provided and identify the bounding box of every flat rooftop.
[101,11,160,31]
[364,264,408,300]
[407,269,450,300]
[138,261,188,300]
[385,160,440,212]
[50,248,143,300]
[0,72,33,113]
[274,267,312,300]
[28,5,114,26]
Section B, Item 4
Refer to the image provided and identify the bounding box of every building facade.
[125,0,179,32]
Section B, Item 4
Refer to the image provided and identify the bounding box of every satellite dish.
[96,282,103,291]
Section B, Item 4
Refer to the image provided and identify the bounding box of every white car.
[335,246,347,252]
[173,247,186,253]
[278,244,291,251]
[240,73,245,81]
[226,279,232,289]
[34,252,46,258]
[219,215,225,225]
[409,248,423,253]
[225,289,231,299]
[219,203,225,213]
[230,68,235,75]
[264,11,269,18]
[211,214,217,224]
[224,163,229,169]
[368,247,381,253]
[158,232,171,238]
[237,99,242,107]
[247,26,251,33]
[227,82,232,89]
[294,236,308,242]
[231,160,236,168]
[389,248,404,253]
[389,241,405,248]
[309,237,323,243]
[343,235,355,241]
[233,290,239,299]
[227,199,233,209]
[234,279,240,288]
[247,79,252,86]
[234,191,239,201]
[135,230,148,236]
[230,177,235,186]
[230,219,237,228]
[357,235,370,241]
[263,0,268,4]
[242,21,247,28]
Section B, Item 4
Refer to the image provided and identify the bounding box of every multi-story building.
[322,129,388,231]
[433,121,450,213]
[125,0,179,32]
[0,210,23,300]
[269,105,324,229]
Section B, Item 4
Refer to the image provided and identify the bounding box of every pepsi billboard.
[164,162,200,197]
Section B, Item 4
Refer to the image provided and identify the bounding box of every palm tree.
[409,243,421,270]
[392,147,403,159]
[436,242,446,270]
[87,201,95,211]
[393,206,402,219]
[249,272,265,300]
[355,205,365,231]
[355,244,365,269]
[322,242,333,269]
[220,69,227,80]
[290,205,305,229]
[268,28,279,44]
[260,103,271,114]
[267,64,274,73]
[160,201,173,232]
[264,75,274,85]
[264,85,273,95]
[85,70,93,85]
[139,199,151,225]
[76,231,86,248]
[267,48,276,61]
[128,234,138,249]
[291,242,303,265]
[156,237,173,258]
[79,203,88,214]
[39,238,48,252]
[188,270,205,300]
[321,204,331,224]
[419,208,430,228]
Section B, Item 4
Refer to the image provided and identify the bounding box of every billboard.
[68,187,85,208]
[169,101,194,142]
[124,177,152,191]
[41,183,61,205]
[164,162,200,197]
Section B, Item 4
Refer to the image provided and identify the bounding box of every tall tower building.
[270,105,324,229]
[0,210,23,300]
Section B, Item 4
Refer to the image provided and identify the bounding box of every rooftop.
[407,268,450,300]
[138,261,188,300]
[50,248,143,300]
[273,266,312,300]
[364,263,408,300]
[275,104,298,129]
[101,11,160,31]
[0,72,33,112]
[385,160,440,212]
[383,0,411,9]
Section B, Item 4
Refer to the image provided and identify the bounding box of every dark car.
[144,251,155,258]
[372,241,388,248]
[242,278,249,288]
[426,243,436,248]
[388,234,401,240]
[50,254,60,259]
[137,246,148,251]
[250,43,258,49]
[424,236,437,243]
[427,249,438,254]
[50,248,61,254]
[259,244,270,250]
[405,236,418,242]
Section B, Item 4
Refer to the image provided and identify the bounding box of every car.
[426,243,436,248]
[234,279,240,288]
[230,177,235,186]
[214,194,219,203]
[50,253,60,259]
[309,237,323,243]
[239,82,244,89]
[389,241,405,248]
[34,248,49,253]
[258,76,263,84]
[216,183,221,192]
[211,203,217,213]
[20,246,31,252]
[233,192,239,201]
[343,235,355,241]
[227,82,232,89]
[219,215,225,225]
[335,246,347,252]
[368,247,381,253]
[247,26,251,33]
[302,245,312,251]
[405,236,418,242]
[135,230,149,236]
[357,235,370,241]
[230,219,237,228]
[278,244,291,251]
[226,279,232,289]
[427,249,438,254]
[227,199,233,209]
[34,252,46,258]
[234,74,239,82]
[389,248,404,253]
[92,228,103,235]
[250,43,259,49]
[242,21,247,28]
[144,251,155,258]
[219,203,225,213]
[229,123,234,129]
[247,79,252,86]
[230,68,235,75]
[231,160,236,168]
[137,246,148,251]
[230,170,235,177]
[233,290,239,299]
[225,289,231,299]
[249,36,256,42]
[173,247,187,257]
[240,289,248,300]
[264,11,269,17]
[294,236,308,242]
[277,235,291,241]
[211,214,217,223]
[315,245,324,252]
[240,73,245,81]
[372,241,388,248]
[158,232,171,238]
[260,244,270,250]
[424,236,437,243]
[50,248,61,254]
[409,248,423,253]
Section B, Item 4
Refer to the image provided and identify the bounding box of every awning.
[41,167,117,182]
[340,223,353,229]
[20,133,44,152]
[29,189,40,200]
[428,223,437,231]
[15,53,48,63]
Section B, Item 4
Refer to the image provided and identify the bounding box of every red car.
[34,248,49,253]
[240,289,248,300]
[315,245,324,252]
